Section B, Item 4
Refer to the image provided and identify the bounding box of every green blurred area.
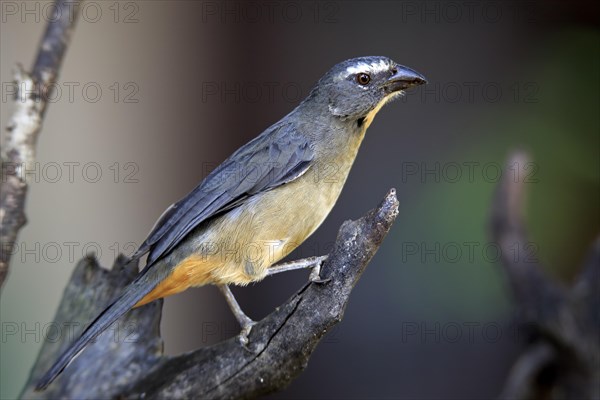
[388,29,599,322]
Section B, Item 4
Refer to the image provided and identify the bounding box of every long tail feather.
[35,265,164,391]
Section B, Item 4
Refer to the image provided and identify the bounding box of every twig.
[20,189,400,399]
[0,0,81,288]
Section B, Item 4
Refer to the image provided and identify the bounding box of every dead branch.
[491,152,599,400]
[0,0,81,288]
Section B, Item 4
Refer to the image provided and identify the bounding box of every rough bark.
[0,0,81,288]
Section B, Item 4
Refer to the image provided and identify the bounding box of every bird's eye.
[356,73,371,85]
[391,67,398,75]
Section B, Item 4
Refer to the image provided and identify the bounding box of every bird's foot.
[237,317,256,348]
[309,261,331,284]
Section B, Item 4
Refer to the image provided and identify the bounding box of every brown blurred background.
[1,1,598,398]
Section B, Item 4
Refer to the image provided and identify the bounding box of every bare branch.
[489,151,566,315]
[21,189,399,399]
[491,152,599,400]
[0,0,81,288]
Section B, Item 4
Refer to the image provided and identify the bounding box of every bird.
[35,56,426,390]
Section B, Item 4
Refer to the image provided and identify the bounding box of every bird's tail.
[35,264,164,391]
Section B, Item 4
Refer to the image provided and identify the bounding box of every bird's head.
[312,56,426,127]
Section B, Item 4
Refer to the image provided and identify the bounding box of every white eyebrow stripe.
[345,59,389,75]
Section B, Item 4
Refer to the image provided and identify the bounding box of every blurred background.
[1,1,598,398]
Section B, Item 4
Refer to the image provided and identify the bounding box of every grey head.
[305,56,427,124]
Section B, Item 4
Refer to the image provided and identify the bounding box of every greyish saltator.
[36,56,426,390]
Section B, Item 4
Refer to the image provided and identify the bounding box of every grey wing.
[131,123,314,266]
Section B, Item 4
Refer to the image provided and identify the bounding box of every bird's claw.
[309,262,331,284]
[238,321,255,349]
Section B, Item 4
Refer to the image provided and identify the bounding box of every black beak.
[385,65,427,93]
